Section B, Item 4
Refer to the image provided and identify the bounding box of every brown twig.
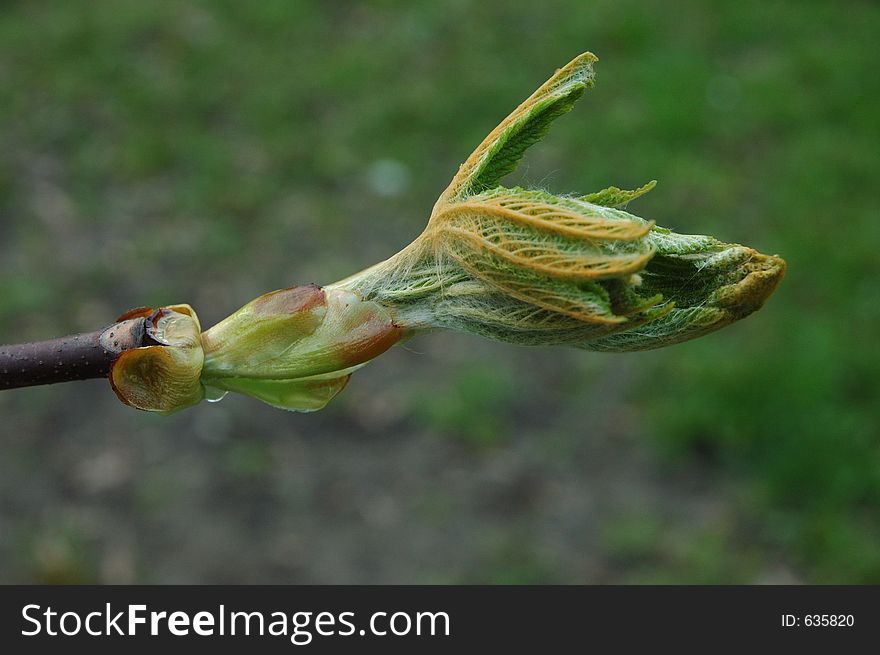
[0,317,149,390]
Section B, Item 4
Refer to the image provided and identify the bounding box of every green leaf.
[580,180,657,207]
[436,52,598,205]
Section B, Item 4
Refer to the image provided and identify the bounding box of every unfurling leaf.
[340,52,784,357]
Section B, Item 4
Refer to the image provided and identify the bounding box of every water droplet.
[203,385,228,403]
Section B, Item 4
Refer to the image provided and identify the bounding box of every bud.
[109,305,204,413]
[105,52,784,414]
[199,284,403,411]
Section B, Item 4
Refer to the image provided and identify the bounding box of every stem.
[0,317,149,390]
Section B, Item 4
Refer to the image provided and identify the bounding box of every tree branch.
[0,317,149,390]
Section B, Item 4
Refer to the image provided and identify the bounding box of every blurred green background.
[1,0,878,583]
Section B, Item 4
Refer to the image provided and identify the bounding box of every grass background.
[0,0,878,583]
